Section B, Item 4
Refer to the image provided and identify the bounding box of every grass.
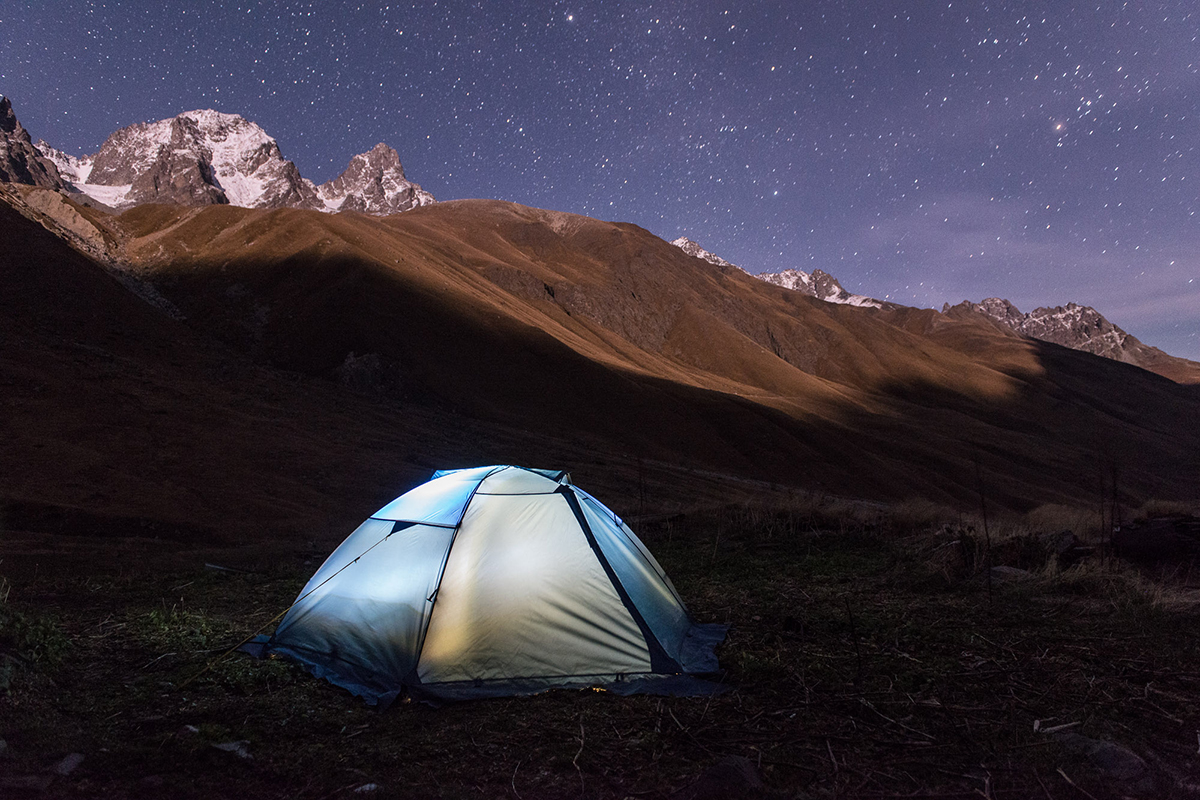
[3,502,1200,798]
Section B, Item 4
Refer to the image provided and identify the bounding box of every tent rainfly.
[250,466,727,704]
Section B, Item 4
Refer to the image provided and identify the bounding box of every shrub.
[0,578,70,693]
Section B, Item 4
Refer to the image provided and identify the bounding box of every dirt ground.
[4,504,1200,799]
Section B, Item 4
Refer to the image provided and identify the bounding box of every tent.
[254,465,726,704]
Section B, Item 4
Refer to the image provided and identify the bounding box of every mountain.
[317,142,435,214]
[25,104,434,214]
[757,268,888,309]
[671,237,888,309]
[0,95,66,189]
[945,297,1200,384]
[9,190,1196,513]
[5,98,1200,539]
[671,237,743,270]
[669,236,1196,379]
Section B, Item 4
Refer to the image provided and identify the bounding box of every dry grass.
[1026,502,1104,539]
[1134,499,1200,520]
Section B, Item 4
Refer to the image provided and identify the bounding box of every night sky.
[3,2,1197,359]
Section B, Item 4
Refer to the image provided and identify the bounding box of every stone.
[53,752,85,776]
[212,740,253,760]
[989,565,1031,582]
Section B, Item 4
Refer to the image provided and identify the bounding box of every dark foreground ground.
[3,503,1200,799]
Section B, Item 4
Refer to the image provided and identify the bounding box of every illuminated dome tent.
[256,466,726,704]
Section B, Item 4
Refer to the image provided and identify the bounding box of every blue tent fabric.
[251,466,726,704]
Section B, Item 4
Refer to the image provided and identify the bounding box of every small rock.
[1056,732,1154,792]
[212,741,253,760]
[0,739,7,757]
[989,565,1031,582]
[53,753,85,776]
[353,784,382,794]
[671,755,765,800]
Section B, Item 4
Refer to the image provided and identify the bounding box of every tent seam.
[558,487,682,675]
[407,465,509,686]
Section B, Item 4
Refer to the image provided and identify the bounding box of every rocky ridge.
[757,268,887,309]
[3,100,433,215]
[947,298,1145,363]
[670,237,742,270]
[671,237,887,309]
[0,96,65,189]
[944,297,1200,382]
[669,237,1198,380]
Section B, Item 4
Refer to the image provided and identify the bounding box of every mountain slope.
[1,186,783,551]
[89,197,1200,511]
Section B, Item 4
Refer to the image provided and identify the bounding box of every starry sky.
[3,1,1198,359]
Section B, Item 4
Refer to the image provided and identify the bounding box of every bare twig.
[860,698,935,741]
[140,652,177,670]
[573,719,585,797]
[1056,768,1100,800]
[845,596,863,684]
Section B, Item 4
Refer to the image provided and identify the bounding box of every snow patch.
[75,183,132,206]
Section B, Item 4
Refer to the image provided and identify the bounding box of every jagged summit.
[318,142,434,214]
[8,103,434,215]
[0,96,65,189]
[67,109,313,209]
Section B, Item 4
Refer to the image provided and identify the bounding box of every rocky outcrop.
[317,143,434,214]
[0,96,66,189]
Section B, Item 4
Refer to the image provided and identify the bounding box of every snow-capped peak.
[757,268,886,308]
[671,237,743,271]
[669,236,885,309]
[317,142,435,214]
[30,107,435,215]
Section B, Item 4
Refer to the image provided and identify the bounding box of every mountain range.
[3,98,433,215]
[2,96,1199,546]
[9,95,1194,379]
[670,236,1200,383]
